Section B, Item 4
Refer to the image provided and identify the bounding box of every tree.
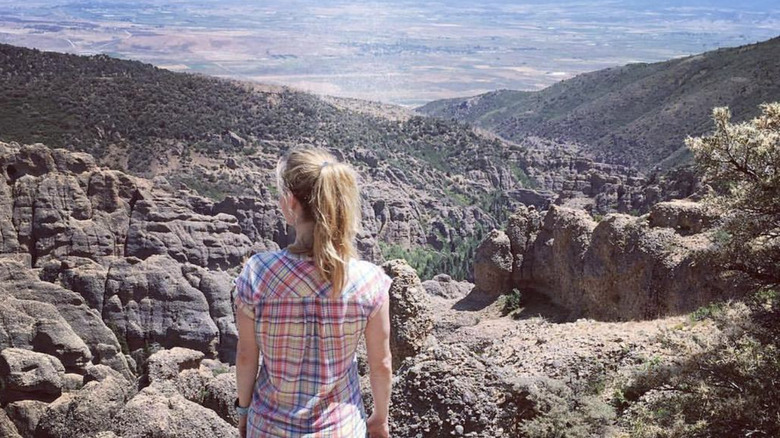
[686,102,780,286]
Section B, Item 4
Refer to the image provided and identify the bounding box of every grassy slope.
[0,43,506,179]
[419,36,780,169]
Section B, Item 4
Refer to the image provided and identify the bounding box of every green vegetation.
[689,302,724,322]
[509,161,538,189]
[687,103,780,286]
[0,43,519,218]
[421,38,780,170]
[610,103,780,437]
[518,376,617,438]
[498,288,524,316]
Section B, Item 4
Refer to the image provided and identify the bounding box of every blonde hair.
[275,148,361,295]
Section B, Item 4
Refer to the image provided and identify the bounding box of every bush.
[519,377,618,438]
[501,288,524,316]
[686,103,780,286]
[618,293,780,437]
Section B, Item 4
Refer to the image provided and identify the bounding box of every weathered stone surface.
[103,256,221,355]
[506,205,542,285]
[514,205,745,320]
[421,274,473,300]
[0,348,65,403]
[649,200,719,235]
[473,229,514,298]
[125,193,253,270]
[0,294,92,373]
[5,400,48,437]
[0,260,129,375]
[390,342,531,438]
[523,206,596,313]
[181,267,238,363]
[381,259,434,369]
[146,347,205,384]
[35,376,130,438]
[212,196,288,252]
[113,384,236,438]
[43,256,108,311]
[202,371,238,426]
[0,409,22,438]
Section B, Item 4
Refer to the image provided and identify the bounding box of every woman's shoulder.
[242,249,289,273]
[349,259,392,291]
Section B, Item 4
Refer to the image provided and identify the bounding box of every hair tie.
[321,161,332,169]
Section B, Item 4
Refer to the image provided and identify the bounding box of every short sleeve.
[233,254,264,319]
[367,270,392,319]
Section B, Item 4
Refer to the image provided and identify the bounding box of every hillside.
[419,36,780,169]
[1,43,694,281]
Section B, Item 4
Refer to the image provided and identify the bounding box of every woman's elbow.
[236,342,259,365]
[370,354,393,375]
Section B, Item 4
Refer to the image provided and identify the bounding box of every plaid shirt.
[234,248,391,437]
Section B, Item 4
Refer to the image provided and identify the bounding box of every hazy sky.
[1,0,778,105]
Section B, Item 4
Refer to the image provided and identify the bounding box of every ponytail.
[277,148,361,295]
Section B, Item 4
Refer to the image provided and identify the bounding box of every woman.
[234,147,393,437]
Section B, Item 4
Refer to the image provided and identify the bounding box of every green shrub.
[501,288,524,316]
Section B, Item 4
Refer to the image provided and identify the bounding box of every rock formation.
[381,259,435,369]
[476,202,743,320]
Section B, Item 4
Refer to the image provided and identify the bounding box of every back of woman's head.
[276,147,361,295]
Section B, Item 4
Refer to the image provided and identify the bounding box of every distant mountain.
[0,43,536,280]
[419,37,780,169]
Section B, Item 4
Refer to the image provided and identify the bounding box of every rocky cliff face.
[475,202,742,320]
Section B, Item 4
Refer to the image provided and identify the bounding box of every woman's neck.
[290,220,315,252]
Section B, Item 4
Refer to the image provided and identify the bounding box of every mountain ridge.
[419,36,780,169]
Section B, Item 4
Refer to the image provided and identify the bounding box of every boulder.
[0,295,92,372]
[390,342,531,438]
[0,348,65,403]
[112,384,236,438]
[421,274,472,300]
[202,371,238,426]
[473,229,514,298]
[5,400,48,437]
[146,347,205,384]
[103,256,220,355]
[34,375,130,438]
[649,200,719,235]
[381,259,434,369]
[0,409,22,438]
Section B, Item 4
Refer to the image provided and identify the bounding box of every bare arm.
[365,297,392,437]
[235,306,259,437]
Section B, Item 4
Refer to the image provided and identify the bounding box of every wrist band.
[235,398,250,416]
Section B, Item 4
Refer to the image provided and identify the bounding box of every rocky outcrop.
[0,349,66,403]
[381,259,435,369]
[125,194,253,270]
[505,205,542,285]
[422,274,473,300]
[390,342,531,437]
[34,375,131,438]
[648,200,719,235]
[492,204,742,320]
[212,196,286,252]
[103,256,222,356]
[112,383,236,438]
[473,229,514,298]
